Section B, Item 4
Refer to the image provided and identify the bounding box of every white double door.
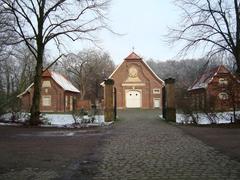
[126,90,141,108]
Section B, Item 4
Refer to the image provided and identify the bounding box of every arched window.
[218,92,228,100]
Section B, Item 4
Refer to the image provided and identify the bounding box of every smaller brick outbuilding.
[18,70,80,112]
[188,65,240,111]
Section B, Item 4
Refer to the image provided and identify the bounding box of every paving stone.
[93,110,240,180]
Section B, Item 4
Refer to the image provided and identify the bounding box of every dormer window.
[219,78,228,85]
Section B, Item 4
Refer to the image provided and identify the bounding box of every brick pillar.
[164,78,176,122]
[104,79,114,122]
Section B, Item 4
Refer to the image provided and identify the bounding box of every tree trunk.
[6,72,10,98]
[29,1,45,126]
[236,54,240,76]
[29,57,43,125]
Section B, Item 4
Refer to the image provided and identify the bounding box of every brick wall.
[190,73,240,111]
[19,77,79,112]
[111,59,164,109]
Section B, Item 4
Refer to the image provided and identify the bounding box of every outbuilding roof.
[50,71,80,93]
[17,70,80,97]
[188,65,231,91]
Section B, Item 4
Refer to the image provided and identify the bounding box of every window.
[218,92,228,100]
[42,81,51,88]
[219,78,228,85]
[65,96,68,107]
[153,98,160,108]
[42,95,51,106]
[153,88,161,94]
[70,96,73,111]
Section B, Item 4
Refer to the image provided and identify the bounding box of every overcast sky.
[50,0,201,65]
[100,0,182,64]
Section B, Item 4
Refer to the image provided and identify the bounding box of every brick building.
[103,52,164,109]
[188,65,240,111]
[18,70,80,112]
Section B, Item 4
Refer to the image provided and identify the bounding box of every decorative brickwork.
[104,52,164,109]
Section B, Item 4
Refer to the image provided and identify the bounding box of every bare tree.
[1,0,110,125]
[15,46,36,92]
[0,1,16,61]
[169,0,240,74]
[62,53,88,100]
[62,49,115,102]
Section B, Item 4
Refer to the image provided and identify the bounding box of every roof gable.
[125,52,142,60]
[17,70,80,97]
[188,65,232,91]
[50,71,80,93]
[108,52,164,84]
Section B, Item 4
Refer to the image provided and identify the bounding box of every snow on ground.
[0,113,107,127]
[44,114,105,126]
[176,111,240,124]
[45,114,75,125]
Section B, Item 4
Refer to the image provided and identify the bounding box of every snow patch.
[51,72,80,93]
[176,111,240,124]
[0,113,107,128]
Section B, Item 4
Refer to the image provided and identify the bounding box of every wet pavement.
[0,110,240,180]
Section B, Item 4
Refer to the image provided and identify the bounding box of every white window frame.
[70,96,73,111]
[42,80,51,88]
[219,78,228,85]
[153,98,161,108]
[65,95,68,108]
[153,88,161,94]
[42,95,51,106]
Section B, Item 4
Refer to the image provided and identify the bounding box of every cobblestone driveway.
[93,109,240,180]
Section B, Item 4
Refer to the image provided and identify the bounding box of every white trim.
[122,83,146,86]
[207,66,222,85]
[17,71,80,98]
[188,66,226,91]
[109,63,123,78]
[100,63,123,86]
[17,83,34,97]
[51,71,80,93]
[142,59,164,84]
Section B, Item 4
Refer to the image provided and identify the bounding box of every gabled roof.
[125,52,142,60]
[17,70,80,97]
[106,52,164,84]
[50,71,80,93]
[188,65,231,91]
